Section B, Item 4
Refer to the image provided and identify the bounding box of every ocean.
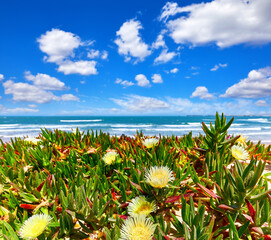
[0,116,271,144]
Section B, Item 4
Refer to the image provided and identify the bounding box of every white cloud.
[3,80,79,103]
[37,28,82,63]
[163,0,271,48]
[221,67,271,98]
[3,80,59,103]
[4,107,39,113]
[115,19,151,62]
[28,104,37,108]
[170,68,179,73]
[24,71,66,90]
[0,74,4,81]
[151,74,163,84]
[87,49,100,59]
[60,94,79,101]
[38,29,99,76]
[111,95,170,112]
[101,51,108,60]
[152,32,166,49]
[115,78,134,87]
[255,100,268,106]
[159,2,181,22]
[191,86,215,100]
[211,63,227,71]
[135,74,150,87]
[58,60,97,75]
[88,49,108,60]
[154,49,177,64]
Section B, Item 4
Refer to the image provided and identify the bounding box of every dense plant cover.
[0,113,271,239]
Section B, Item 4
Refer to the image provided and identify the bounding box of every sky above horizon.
[0,0,271,116]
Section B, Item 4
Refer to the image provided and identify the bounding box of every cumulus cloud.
[115,78,134,87]
[3,80,79,103]
[60,94,79,101]
[87,49,100,59]
[135,74,150,87]
[154,49,177,64]
[191,86,215,100]
[111,95,170,112]
[37,28,82,63]
[101,51,108,60]
[211,63,227,71]
[88,49,108,60]
[152,32,166,49]
[221,67,271,98]
[24,71,66,90]
[151,74,163,84]
[57,60,97,75]
[162,0,271,48]
[38,28,99,76]
[3,80,59,103]
[115,19,151,62]
[0,74,4,81]
[170,68,179,73]
[255,100,268,106]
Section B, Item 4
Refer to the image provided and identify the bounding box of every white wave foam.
[241,118,269,123]
[230,127,262,131]
[60,119,102,123]
[111,124,152,128]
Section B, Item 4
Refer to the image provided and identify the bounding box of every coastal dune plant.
[0,113,270,239]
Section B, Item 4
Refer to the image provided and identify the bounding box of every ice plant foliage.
[102,151,118,165]
[231,145,249,161]
[145,166,175,188]
[1,113,271,239]
[19,214,52,239]
[120,216,156,240]
[142,137,159,148]
[128,196,156,217]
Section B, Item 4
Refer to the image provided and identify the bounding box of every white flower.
[128,196,156,217]
[145,166,175,188]
[231,145,249,161]
[24,137,41,145]
[120,216,156,240]
[19,214,52,239]
[142,138,159,149]
[102,151,119,165]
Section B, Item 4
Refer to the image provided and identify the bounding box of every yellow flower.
[145,166,175,188]
[142,138,159,149]
[0,184,4,194]
[24,137,41,145]
[236,134,247,146]
[102,151,118,165]
[231,145,249,161]
[128,196,156,217]
[19,214,52,239]
[120,216,156,240]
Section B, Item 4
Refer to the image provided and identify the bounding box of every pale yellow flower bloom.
[102,151,118,165]
[145,166,175,188]
[120,216,156,240]
[128,196,156,217]
[231,145,249,161]
[142,138,159,149]
[24,137,41,145]
[236,134,247,146]
[19,214,52,239]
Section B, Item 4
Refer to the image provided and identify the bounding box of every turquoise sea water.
[0,116,271,143]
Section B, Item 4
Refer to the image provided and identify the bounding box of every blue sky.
[0,0,271,115]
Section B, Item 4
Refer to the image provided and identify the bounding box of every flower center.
[130,226,151,240]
